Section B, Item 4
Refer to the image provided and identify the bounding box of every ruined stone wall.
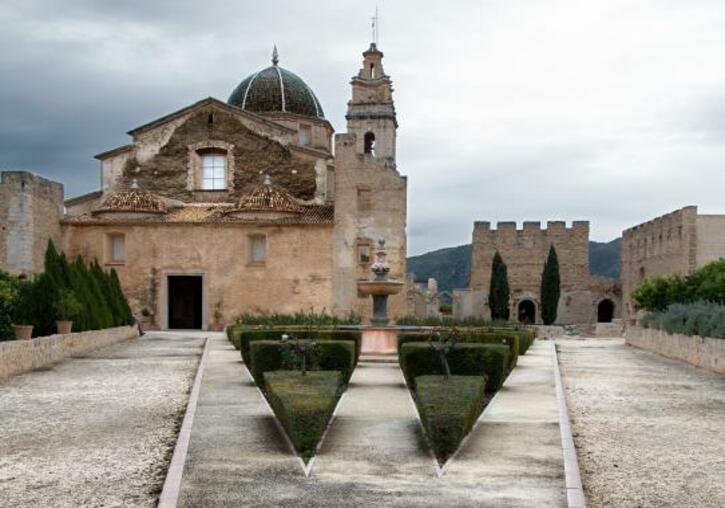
[332,133,407,322]
[62,222,334,330]
[468,220,592,324]
[0,171,64,275]
[621,206,698,321]
[695,215,725,267]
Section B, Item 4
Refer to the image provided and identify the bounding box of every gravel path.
[557,338,725,508]
[0,332,204,508]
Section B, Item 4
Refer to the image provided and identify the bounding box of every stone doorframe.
[159,271,209,331]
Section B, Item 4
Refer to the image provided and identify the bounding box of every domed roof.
[228,47,325,119]
[95,188,166,214]
[234,176,302,214]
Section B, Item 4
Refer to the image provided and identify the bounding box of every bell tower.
[345,43,398,162]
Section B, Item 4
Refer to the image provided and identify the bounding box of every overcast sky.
[1,0,724,255]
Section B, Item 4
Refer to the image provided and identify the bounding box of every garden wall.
[626,326,724,374]
[0,326,138,381]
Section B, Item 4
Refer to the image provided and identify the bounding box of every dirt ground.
[557,338,725,508]
[0,333,203,508]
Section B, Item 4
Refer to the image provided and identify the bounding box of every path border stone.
[158,336,210,508]
[552,341,586,508]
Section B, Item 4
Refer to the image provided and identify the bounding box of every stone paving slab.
[177,336,566,507]
[0,332,204,508]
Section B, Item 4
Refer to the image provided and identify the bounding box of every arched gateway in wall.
[518,300,536,324]
[597,298,615,323]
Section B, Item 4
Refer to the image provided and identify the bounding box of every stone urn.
[12,324,33,341]
[56,320,73,335]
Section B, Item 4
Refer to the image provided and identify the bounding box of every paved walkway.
[178,336,565,507]
[557,338,725,508]
[0,332,204,508]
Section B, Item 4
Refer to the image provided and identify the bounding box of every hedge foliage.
[249,339,355,387]
[229,325,362,365]
[399,342,509,392]
[0,241,133,339]
[235,310,361,327]
[540,246,561,325]
[395,315,518,327]
[489,252,510,321]
[633,258,725,311]
[415,375,487,464]
[641,301,725,339]
[264,370,342,462]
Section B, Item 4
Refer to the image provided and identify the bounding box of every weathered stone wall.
[0,326,138,381]
[620,206,725,322]
[62,223,334,330]
[0,171,64,275]
[468,220,592,324]
[626,326,725,374]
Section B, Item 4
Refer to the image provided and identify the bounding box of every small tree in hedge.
[540,246,561,325]
[280,334,319,375]
[428,327,461,379]
[488,252,510,321]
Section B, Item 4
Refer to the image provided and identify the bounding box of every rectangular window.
[249,235,266,264]
[108,234,125,264]
[358,244,371,264]
[357,188,371,212]
[299,125,312,146]
[202,154,226,190]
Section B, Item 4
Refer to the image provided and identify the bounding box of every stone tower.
[0,171,64,276]
[333,43,407,321]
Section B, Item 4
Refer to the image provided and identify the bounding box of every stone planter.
[56,320,73,335]
[12,325,33,341]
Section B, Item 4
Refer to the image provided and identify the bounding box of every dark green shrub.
[226,324,244,350]
[414,375,487,464]
[489,252,510,321]
[235,310,361,327]
[264,370,342,462]
[633,259,725,311]
[541,246,561,325]
[239,328,362,366]
[399,342,509,392]
[249,340,355,387]
[641,301,725,339]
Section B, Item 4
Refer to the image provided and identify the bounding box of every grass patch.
[264,370,342,462]
[414,375,488,464]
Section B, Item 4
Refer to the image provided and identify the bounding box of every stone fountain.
[357,238,404,354]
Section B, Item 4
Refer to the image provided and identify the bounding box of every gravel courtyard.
[557,338,725,508]
[0,332,204,508]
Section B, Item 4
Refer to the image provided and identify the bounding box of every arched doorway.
[518,300,536,324]
[598,299,615,323]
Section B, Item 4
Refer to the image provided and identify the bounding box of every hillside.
[407,239,620,292]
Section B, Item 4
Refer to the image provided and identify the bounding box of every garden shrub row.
[399,342,509,392]
[264,370,342,462]
[414,375,488,464]
[235,311,361,327]
[641,301,725,339]
[249,339,355,387]
[395,315,530,328]
[227,325,362,365]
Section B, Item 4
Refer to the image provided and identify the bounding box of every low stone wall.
[626,326,724,374]
[0,326,138,381]
[534,325,566,339]
[595,320,624,338]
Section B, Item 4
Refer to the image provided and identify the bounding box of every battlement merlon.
[472,219,590,234]
[1,171,64,205]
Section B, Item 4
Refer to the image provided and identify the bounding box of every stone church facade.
[454,220,621,326]
[0,44,407,330]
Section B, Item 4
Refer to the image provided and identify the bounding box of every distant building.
[454,220,620,326]
[621,206,725,322]
[406,277,441,318]
[0,43,407,330]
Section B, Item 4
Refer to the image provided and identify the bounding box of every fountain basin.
[357,279,404,296]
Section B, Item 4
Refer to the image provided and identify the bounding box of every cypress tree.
[110,269,134,325]
[488,252,510,321]
[70,257,95,331]
[540,246,561,325]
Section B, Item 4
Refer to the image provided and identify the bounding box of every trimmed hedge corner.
[399,342,509,392]
[249,339,355,387]
[414,375,488,464]
[264,370,342,462]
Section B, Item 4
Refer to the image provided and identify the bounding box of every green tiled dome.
[228,51,325,119]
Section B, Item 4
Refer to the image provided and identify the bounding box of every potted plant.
[55,289,81,335]
[11,279,34,340]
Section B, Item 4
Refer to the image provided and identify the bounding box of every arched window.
[370,63,376,78]
[364,132,376,155]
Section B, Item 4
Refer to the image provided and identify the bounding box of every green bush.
[641,301,725,339]
[235,310,361,327]
[264,370,342,462]
[399,342,509,392]
[249,340,355,387]
[489,252,510,321]
[633,258,725,311]
[541,246,561,325]
[238,328,361,366]
[414,375,487,464]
